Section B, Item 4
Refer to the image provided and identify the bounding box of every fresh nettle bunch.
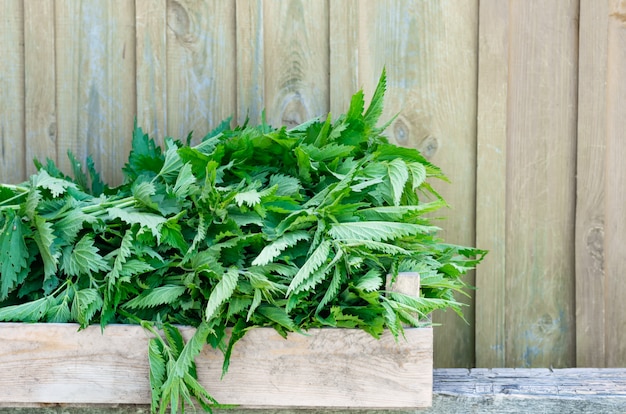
[0,71,485,413]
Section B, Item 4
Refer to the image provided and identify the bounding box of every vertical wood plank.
[136,0,167,145]
[506,0,578,368]
[166,0,236,142]
[329,0,359,116]
[55,0,136,186]
[24,0,57,178]
[235,0,264,125]
[0,0,25,183]
[604,0,626,368]
[575,0,609,368]
[263,0,329,129]
[475,0,509,368]
[358,0,479,368]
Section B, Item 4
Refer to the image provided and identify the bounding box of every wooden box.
[0,273,432,409]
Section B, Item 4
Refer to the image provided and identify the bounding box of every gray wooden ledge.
[1,369,626,413]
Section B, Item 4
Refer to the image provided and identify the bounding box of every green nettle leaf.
[0,212,29,300]
[108,207,166,242]
[158,140,184,182]
[123,285,187,309]
[300,143,354,162]
[32,169,78,197]
[54,209,97,244]
[269,174,301,196]
[46,299,71,323]
[354,269,384,292]
[316,266,346,314]
[105,229,134,288]
[148,338,167,409]
[387,159,409,206]
[407,161,427,190]
[132,181,160,210]
[173,163,196,199]
[256,305,298,333]
[61,234,111,277]
[205,268,239,322]
[329,221,438,243]
[287,240,331,295]
[71,288,104,327]
[33,215,60,279]
[234,189,261,208]
[251,231,310,266]
[363,68,387,129]
[0,296,53,322]
[22,187,42,220]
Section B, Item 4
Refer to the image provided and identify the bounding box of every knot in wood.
[420,135,439,158]
[167,0,191,39]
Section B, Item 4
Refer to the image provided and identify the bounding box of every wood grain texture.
[24,0,57,178]
[605,0,626,368]
[329,0,359,116]
[136,0,167,145]
[55,0,136,186]
[358,0,479,368]
[434,368,626,397]
[0,323,432,408]
[166,0,236,142]
[505,0,578,368]
[235,0,264,125]
[475,0,509,368]
[0,0,25,183]
[576,0,609,368]
[263,0,329,129]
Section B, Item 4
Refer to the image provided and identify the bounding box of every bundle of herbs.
[0,72,485,413]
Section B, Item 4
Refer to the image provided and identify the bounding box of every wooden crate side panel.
[505,0,578,368]
[575,0,609,368]
[0,323,433,409]
[0,0,25,183]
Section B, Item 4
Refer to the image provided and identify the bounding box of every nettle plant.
[0,71,485,413]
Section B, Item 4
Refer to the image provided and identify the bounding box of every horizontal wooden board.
[0,323,432,409]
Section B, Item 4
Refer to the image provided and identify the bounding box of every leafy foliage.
[0,70,485,412]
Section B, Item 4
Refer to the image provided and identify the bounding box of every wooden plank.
[575,0,609,367]
[55,0,136,186]
[433,368,626,397]
[262,0,329,128]
[505,0,578,367]
[235,0,264,125]
[24,0,57,178]
[605,0,626,368]
[136,0,167,145]
[0,323,432,409]
[475,0,508,368]
[0,0,25,183]
[166,0,236,142]
[358,0,479,368]
[329,0,359,116]
[427,368,626,414]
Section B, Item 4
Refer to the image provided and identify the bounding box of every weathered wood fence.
[0,0,624,368]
